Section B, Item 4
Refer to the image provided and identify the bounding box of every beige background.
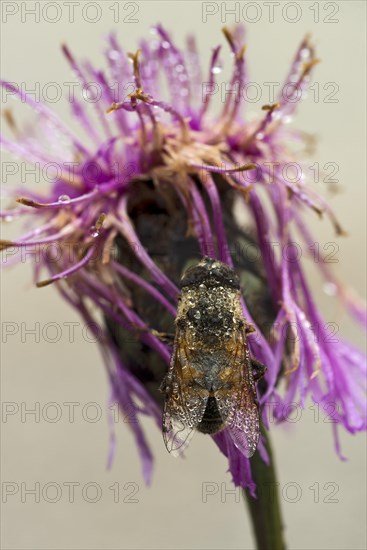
[1,1,366,549]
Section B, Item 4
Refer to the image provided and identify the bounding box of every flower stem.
[243,426,286,550]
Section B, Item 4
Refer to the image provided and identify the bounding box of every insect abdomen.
[197,396,224,434]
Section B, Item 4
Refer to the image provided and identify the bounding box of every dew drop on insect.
[58,195,70,204]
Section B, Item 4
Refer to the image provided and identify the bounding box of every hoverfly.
[161,257,266,458]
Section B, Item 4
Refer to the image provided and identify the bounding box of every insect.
[161,256,266,458]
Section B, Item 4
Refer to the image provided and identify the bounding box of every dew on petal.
[300,48,310,60]
[89,226,99,238]
[323,282,337,296]
[211,65,222,75]
[108,50,119,60]
[58,195,71,204]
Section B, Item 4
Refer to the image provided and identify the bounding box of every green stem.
[243,426,286,550]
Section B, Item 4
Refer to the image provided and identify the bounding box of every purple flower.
[1,24,366,495]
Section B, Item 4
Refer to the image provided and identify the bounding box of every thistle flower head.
[1,24,366,495]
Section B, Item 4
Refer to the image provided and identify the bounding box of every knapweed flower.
[1,24,366,496]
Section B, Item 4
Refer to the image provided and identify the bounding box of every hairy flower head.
[1,24,366,495]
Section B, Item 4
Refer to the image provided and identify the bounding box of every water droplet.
[323,282,337,296]
[89,226,99,238]
[300,48,310,60]
[4,215,14,222]
[161,41,170,50]
[58,194,70,204]
[108,50,119,60]
[211,64,222,75]
[271,110,281,121]
[194,310,201,320]
[257,132,264,140]
[175,64,184,73]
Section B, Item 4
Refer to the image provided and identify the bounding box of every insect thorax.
[177,283,243,345]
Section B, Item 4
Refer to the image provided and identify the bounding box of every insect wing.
[162,407,194,457]
[227,405,260,458]
[162,329,208,456]
[215,330,260,458]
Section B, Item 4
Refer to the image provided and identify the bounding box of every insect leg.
[251,358,267,381]
[151,330,175,345]
[244,321,256,335]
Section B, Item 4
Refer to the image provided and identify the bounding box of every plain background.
[1,1,366,549]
